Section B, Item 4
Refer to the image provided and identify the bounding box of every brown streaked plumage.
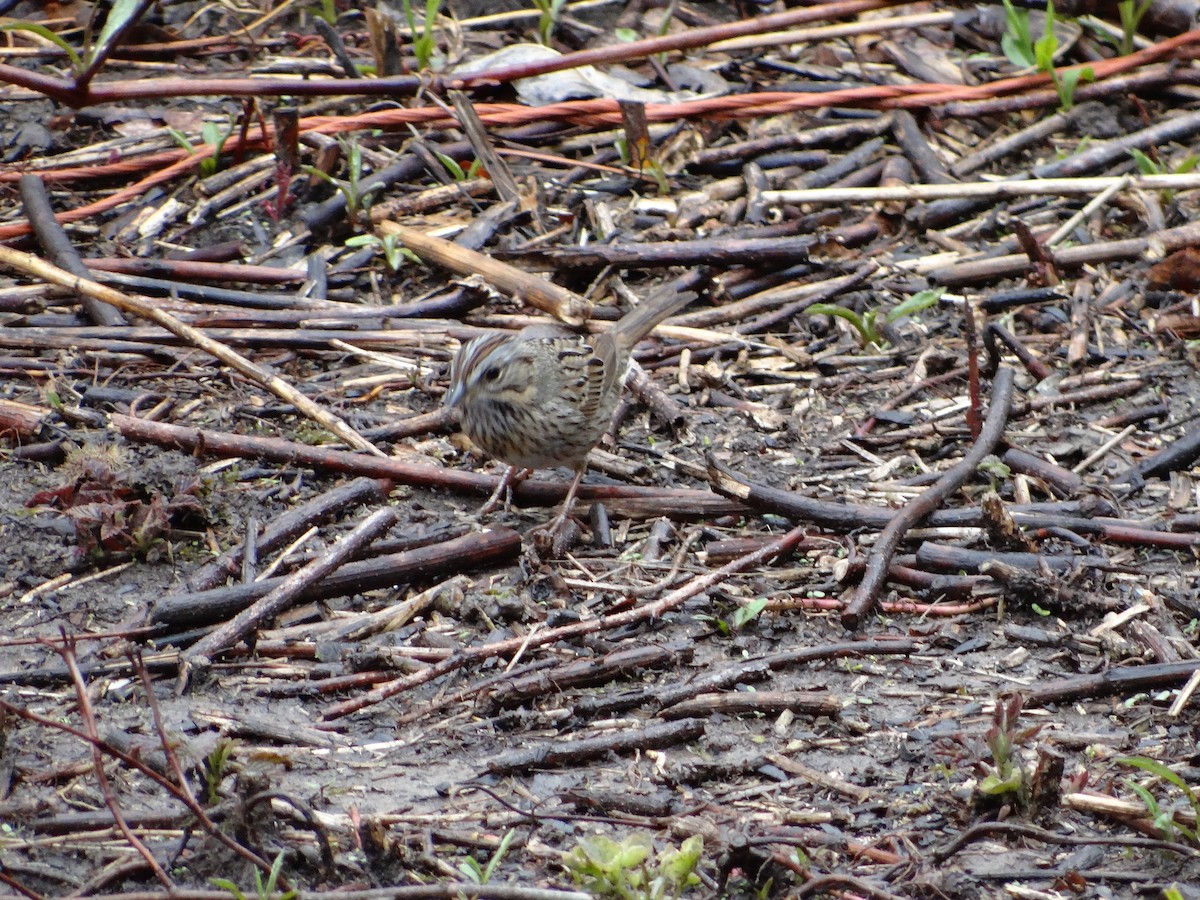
[445,285,696,528]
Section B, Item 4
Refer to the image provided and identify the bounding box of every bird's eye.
[482,366,502,382]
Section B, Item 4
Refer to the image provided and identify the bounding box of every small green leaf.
[1001,32,1035,68]
[457,858,484,884]
[210,879,246,900]
[1129,148,1159,175]
[979,768,1023,795]
[93,0,143,60]
[1118,756,1200,813]
[885,287,943,324]
[659,835,703,889]
[165,127,195,154]
[433,150,465,181]
[1034,33,1057,73]
[731,597,768,630]
[0,21,82,70]
[1000,0,1035,67]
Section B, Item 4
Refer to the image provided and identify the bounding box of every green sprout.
[1000,0,1094,111]
[202,739,236,805]
[458,829,517,884]
[977,694,1039,811]
[807,287,942,350]
[1118,756,1200,845]
[730,597,768,631]
[563,833,703,899]
[212,852,297,900]
[1129,148,1200,201]
[613,137,670,194]
[166,119,234,177]
[402,0,443,70]
[302,136,382,226]
[1117,0,1153,56]
[530,0,568,46]
[432,150,483,182]
[308,0,338,25]
[344,233,420,271]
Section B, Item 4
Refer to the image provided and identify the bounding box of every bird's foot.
[477,466,529,519]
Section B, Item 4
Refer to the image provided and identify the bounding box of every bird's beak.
[444,382,463,408]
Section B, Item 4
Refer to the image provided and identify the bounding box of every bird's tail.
[610,285,697,348]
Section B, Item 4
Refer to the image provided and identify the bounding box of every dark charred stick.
[930,236,1148,286]
[1095,403,1170,430]
[915,542,1110,574]
[449,90,522,204]
[19,175,125,327]
[627,363,689,434]
[882,562,989,600]
[916,107,1200,231]
[950,111,1071,177]
[733,264,876,335]
[486,718,706,775]
[930,820,1199,867]
[1024,659,1200,707]
[484,642,694,712]
[313,17,360,79]
[891,110,954,184]
[502,234,814,270]
[1001,448,1085,496]
[979,287,1067,312]
[789,137,884,189]
[1012,216,1061,286]
[301,122,562,231]
[689,116,890,169]
[841,368,1016,630]
[829,158,886,189]
[854,367,967,437]
[964,299,982,440]
[694,149,828,177]
[877,154,913,216]
[706,452,1146,534]
[365,408,458,443]
[450,0,892,91]
[715,451,1195,549]
[186,477,393,592]
[58,641,175,889]
[1015,378,1149,416]
[857,380,1147,447]
[91,270,338,311]
[649,638,919,713]
[744,160,771,224]
[1115,421,1200,486]
[701,534,830,564]
[86,257,307,284]
[183,507,398,672]
[660,690,840,720]
[984,323,1052,381]
[151,528,522,627]
[1126,620,1180,664]
[939,63,1200,119]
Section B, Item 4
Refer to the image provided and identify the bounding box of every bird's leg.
[478,465,529,518]
[543,465,586,537]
